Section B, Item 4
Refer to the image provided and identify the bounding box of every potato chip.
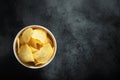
[21,28,33,43]
[33,43,53,65]
[52,47,55,53]
[16,38,20,51]
[45,37,52,45]
[19,35,24,45]
[32,29,47,43]
[29,38,43,49]
[18,44,34,62]
[30,46,39,53]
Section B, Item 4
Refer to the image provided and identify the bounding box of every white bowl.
[13,25,57,69]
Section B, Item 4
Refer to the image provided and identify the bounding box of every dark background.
[0,0,120,80]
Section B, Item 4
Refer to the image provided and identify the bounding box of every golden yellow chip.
[52,47,55,53]
[33,43,53,65]
[18,44,34,62]
[19,35,24,45]
[31,29,47,43]
[30,46,39,53]
[45,37,52,45]
[21,28,33,43]
[29,38,43,49]
[16,38,20,51]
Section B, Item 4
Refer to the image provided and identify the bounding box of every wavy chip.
[18,44,34,62]
[21,28,33,43]
[29,38,42,49]
[30,46,39,53]
[33,43,53,65]
[16,38,20,51]
[32,29,47,43]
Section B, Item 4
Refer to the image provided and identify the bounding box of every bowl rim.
[13,25,57,69]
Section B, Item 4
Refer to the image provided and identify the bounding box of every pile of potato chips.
[16,27,54,66]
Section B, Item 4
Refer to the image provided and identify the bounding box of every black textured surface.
[0,0,120,80]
